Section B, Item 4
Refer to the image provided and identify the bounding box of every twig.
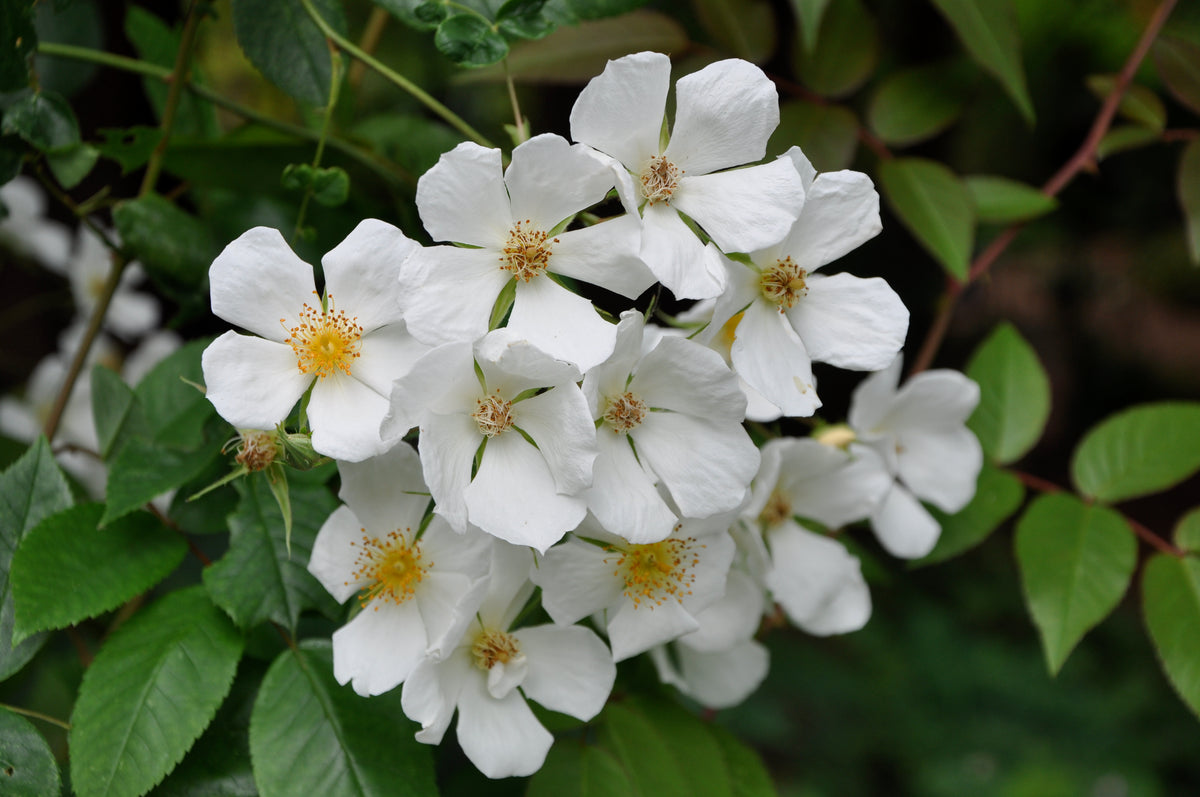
[0,703,72,730]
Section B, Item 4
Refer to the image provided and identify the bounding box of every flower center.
[234,429,278,472]
[473,393,514,437]
[759,489,792,528]
[350,529,430,609]
[640,155,682,205]
[814,424,857,450]
[602,391,647,433]
[759,256,808,310]
[609,537,702,608]
[501,220,557,282]
[284,294,363,378]
[471,629,521,670]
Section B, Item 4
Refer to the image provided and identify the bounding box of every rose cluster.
[198,52,983,778]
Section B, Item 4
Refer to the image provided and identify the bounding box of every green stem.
[504,59,528,144]
[139,0,203,197]
[0,703,72,730]
[294,45,344,237]
[298,0,494,148]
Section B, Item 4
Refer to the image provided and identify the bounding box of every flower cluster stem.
[0,703,72,730]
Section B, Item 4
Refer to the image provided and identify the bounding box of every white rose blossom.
[0,175,72,271]
[570,51,807,300]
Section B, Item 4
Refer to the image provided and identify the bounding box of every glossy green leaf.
[791,0,831,54]
[90,364,146,459]
[928,0,1034,123]
[527,743,632,797]
[1176,507,1200,553]
[964,175,1058,225]
[1153,35,1200,116]
[496,0,555,40]
[867,62,972,147]
[1096,124,1160,160]
[114,194,217,304]
[203,473,339,632]
[435,14,509,66]
[69,586,244,797]
[692,0,776,64]
[878,157,975,280]
[249,640,437,797]
[125,6,219,138]
[1085,74,1165,131]
[918,464,1024,565]
[1143,553,1200,719]
[0,438,72,681]
[769,100,858,172]
[10,503,186,644]
[95,126,162,174]
[33,0,102,98]
[0,708,61,796]
[793,0,877,97]
[231,0,346,106]
[598,701,690,796]
[133,339,214,449]
[563,0,646,20]
[708,722,777,797]
[102,434,224,526]
[0,89,79,151]
[45,141,98,188]
[1015,493,1136,675]
[0,1,36,92]
[1180,138,1200,265]
[966,322,1051,463]
[1071,402,1200,503]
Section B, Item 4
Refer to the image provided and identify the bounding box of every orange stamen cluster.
[602,391,647,433]
[640,155,682,205]
[283,293,363,378]
[759,489,792,528]
[609,536,702,608]
[473,393,514,437]
[501,220,557,282]
[234,430,278,472]
[759,256,808,310]
[348,529,430,609]
[471,629,522,670]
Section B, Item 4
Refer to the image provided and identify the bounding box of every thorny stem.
[908,0,1179,375]
[0,703,72,730]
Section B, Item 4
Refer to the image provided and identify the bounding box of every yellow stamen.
[348,529,430,609]
[501,220,557,282]
[608,535,703,608]
[602,391,647,433]
[641,155,683,205]
[473,393,514,437]
[759,256,808,310]
[759,489,792,528]
[471,629,521,670]
[283,293,363,378]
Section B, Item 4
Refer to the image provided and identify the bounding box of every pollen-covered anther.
[609,538,701,608]
[759,489,792,528]
[501,220,556,282]
[283,293,363,378]
[473,393,514,437]
[350,529,429,609]
[641,155,682,205]
[234,429,278,472]
[602,391,647,433]
[471,629,522,670]
[759,256,808,310]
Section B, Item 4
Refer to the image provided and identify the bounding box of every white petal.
[778,169,881,272]
[677,569,764,652]
[465,432,585,552]
[474,330,582,396]
[780,145,817,191]
[402,652,471,746]
[506,134,615,227]
[582,310,646,414]
[455,672,552,779]
[640,204,724,300]
[778,439,891,527]
[679,529,737,616]
[106,291,160,340]
[698,255,759,348]
[871,483,941,559]
[353,322,430,398]
[333,599,426,696]
[398,246,511,346]
[798,566,871,637]
[675,639,769,709]
[382,341,477,439]
[336,442,429,536]
[635,412,759,519]
[419,569,491,660]
[896,427,983,512]
[416,142,512,247]
[209,227,316,341]
[885,369,981,432]
[201,332,309,429]
[506,277,617,372]
[478,541,538,629]
[848,355,903,434]
[421,411,483,532]
[307,505,371,604]
[570,51,670,171]
[548,215,656,299]
[788,273,908,371]
[530,538,624,625]
[307,373,391,462]
[608,597,699,661]
[515,624,615,720]
[765,523,870,634]
[585,431,678,544]
[672,159,805,254]
[730,300,820,417]
[322,219,416,331]
[632,334,747,421]
[664,59,779,175]
[510,384,598,495]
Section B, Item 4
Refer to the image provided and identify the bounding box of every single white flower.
[402,134,653,372]
[702,147,908,417]
[67,226,160,342]
[0,175,71,271]
[401,542,615,779]
[201,221,427,462]
[848,356,983,558]
[570,51,806,299]
[382,329,597,552]
[307,442,493,696]
[582,310,760,543]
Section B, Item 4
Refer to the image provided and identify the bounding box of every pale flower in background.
[0,175,71,271]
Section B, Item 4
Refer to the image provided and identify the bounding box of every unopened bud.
[814,424,856,450]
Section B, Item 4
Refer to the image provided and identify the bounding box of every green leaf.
[918,464,1024,565]
[203,473,339,632]
[1153,35,1200,116]
[249,640,437,797]
[353,114,462,176]
[33,0,102,98]
[597,701,690,796]
[707,723,777,797]
[792,0,878,98]
[1143,553,1200,719]
[0,1,36,92]
[527,743,633,797]
[0,708,61,796]
[45,141,98,189]
[1071,402,1200,503]
[1175,507,1200,553]
[965,322,1051,463]
[113,195,218,303]
[496,0,555,40]
[1096,124,1160,160]
[878,157,975,280]
[1179,139,1200,266]
[0,89,79,151]
[0,438,72,681]
[90,364,147,460]
[102,434,224,526]
[95,126,163,174]
[563,0,646,20]
[11,503,185,643]
[70,586,244,797]
[769,100,858,172]
[125,6,219,138]
[133,339,214,449]
[1015,493,1136,674]
[692,0,776,64]
[1084,74,1166,131]
[928,0,1034,123]
[964,175,1058,225]
[231,0,346,106]
[867,62,972,147]
[435,14,509,66]
[791,0,831,55]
